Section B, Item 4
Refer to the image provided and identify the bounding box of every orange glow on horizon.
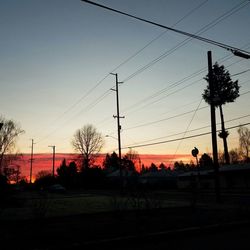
[14,153,193,177]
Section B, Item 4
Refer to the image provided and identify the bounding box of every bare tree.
[0,116,24,172]
[229,148,240,164]
[125,148,140,169]
[238,126,250,160]
[72,124,104,169]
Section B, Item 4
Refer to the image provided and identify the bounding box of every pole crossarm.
[113,115,125,119]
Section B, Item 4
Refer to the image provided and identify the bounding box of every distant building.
[177,163,250,190]
[139,169,178,188]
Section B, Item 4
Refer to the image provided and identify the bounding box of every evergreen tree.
[203,62,240,164]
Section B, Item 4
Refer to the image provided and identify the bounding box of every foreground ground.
[1,188,250,249]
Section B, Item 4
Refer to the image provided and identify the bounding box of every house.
[139,169,178,188]
[177,163,250,190]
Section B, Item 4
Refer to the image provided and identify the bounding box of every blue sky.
[0,0,250,158]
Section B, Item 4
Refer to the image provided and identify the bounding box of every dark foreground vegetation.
[1,204,250,250]
[1,183,250,250]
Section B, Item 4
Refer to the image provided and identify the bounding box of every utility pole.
[48,145,56,177]
[30,139,34,183]
[111,73,124,160]
[218,106,230,164]
[111,73,125,188]
[207,51,221,202]
[0,123,3,174]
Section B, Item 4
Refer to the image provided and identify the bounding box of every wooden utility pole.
[111,73,124,160]
[111,73,124,189]
[48,145,56,177]
[207,51,221,202]
[30,139,34,183]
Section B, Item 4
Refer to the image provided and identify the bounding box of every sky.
[1,0,250,159]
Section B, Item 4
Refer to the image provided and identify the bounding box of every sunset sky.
[1,0,250,159]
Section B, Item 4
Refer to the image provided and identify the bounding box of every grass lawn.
[0,189,190,220]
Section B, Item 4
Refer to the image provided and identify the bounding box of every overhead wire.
[231,69,250,77]
[123,85,250,132]
[109,0,209,74]
[37,1,250,145]
[170,98,204,166]
[124,106,208,131]
[121,0,241,82]
[34,0,210,143]
[123,82,250,132]
[76,1,250,131]
[42,0,209,127]
[97,59,250,132]
[81,0,250,63]
[121,122,250,150]
[124,113,250,147]
[104,61,250,141]
[122,46,250,119]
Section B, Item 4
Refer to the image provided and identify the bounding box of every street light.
[231,49,250,59]
[105,134,118,140]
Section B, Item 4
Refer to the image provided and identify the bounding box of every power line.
[122,49,250,118]
[81,0,250,56]
[231,69,250,77]
[171,98,203,162]
[121,42,250,116]
[121,122,250,150]
[35,2,206,143]
[42,0,208,132]
[124,78,203,117]
[122,0,247,83]
[36,89,112,144]
[36,2,249,144]
[99,54,250,136]
[110,0,209,73]
[124,113,250,148]
[125,106,208,131]
[124,87,250,132]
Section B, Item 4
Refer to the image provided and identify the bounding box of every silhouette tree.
[203,63,240,164]
[103,152,119,171]
[0,116,24,172]
[72,124,104,170]
[148,163,158,172]
[121,155,136,172]
[237,125,250,161]
[159,163,166,170]
[57,159,78,187]
[199,153,213,170]
[173,161,186,172]
[3,164,21,184]
[35,171,55,189]
[125,148,140,169]
[1,153,23,183]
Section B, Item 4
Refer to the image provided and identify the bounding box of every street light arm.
[231,49,250,59]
